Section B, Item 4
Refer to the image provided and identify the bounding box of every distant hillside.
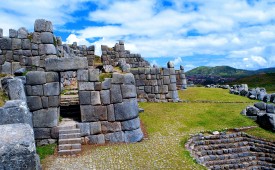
[255,67,275,74]
[186,66,254,78]
[229,73,275,93]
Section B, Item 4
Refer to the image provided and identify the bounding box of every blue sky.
[1,0,275,71]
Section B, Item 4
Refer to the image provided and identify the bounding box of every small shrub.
[36,143,56,160]
[99,73,112,82]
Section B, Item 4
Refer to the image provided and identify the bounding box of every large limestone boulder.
[257,113,275,131]
[0,123,41,169]
[45,57,88,71]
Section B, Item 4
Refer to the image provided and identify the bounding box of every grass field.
[42,87,275,169]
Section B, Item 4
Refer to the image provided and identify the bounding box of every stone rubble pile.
[241,102,275,131]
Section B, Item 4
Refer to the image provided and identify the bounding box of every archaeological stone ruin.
[0,18,188,164]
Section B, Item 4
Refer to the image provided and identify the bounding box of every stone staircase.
[58,119,82,156]
[186,132,275,169]
[60,88,79,106]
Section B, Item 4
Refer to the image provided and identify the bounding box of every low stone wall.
[241,102,275,131]
[77,70,143,144]
[101,41,150,68]
[186,132,275,169]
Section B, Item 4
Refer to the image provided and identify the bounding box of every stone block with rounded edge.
[101,121,121,133]
[121,117,140,131]
[254,102,266,111]
[90,122,101,135]
[26,71,46,85]
[257,113,275,131]
[12,38,21,50]
[88,69,99,81]
[91,91,101,105]
[77,69,88,82]
[79,91,91,105]
[18,27,28,38]
[266,104,275,114]
[45,57,88,71]
[33,107,58,128]
[78,82,94,91]
[121,85,137,98]
[40,32,54,44]
[34,128,51,139]
[107,104,115,121]
[88,134,105,144]
[80,105,107,122]
[1,62,11,74]
[0,100,33,127]
[0,38,12,50]
[43,82,60,96]
[46,72,59,83]
[48,96,59,107]
[34,19,53,32]
[26,85,43,96]
[105,131,125,143]
[102,78,111,89]
[124,128,143,143]
[76,123,90,137]
[112,73,124,84]
[114,98,139,121]
[123,73,135,85]
[0,123,41,170]
[100,90,110,105]
[7,78,26,100]
[246,106,260,116]
[110,84,122,103]
[27,96,42,111]
[22,39,31,50]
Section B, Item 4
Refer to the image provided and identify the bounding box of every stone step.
[59,129,80,135]
[205,156,257,166]
[194,141,249,151]
[59,133,81,139]
[200,152,255,162]
[58,149,81,156]
[59,143,81,150]
[59,138,82,145]
[209,161,256,170]
[194,137,244,146]
[197,146,251,157]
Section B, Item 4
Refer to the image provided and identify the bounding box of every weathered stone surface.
[110,84,122,103]
[121,117,140,131]
[46,72,59,83]
[34,19,53,32]
[0,38,12,50]
[76,123,90,137]
[26,71,46,85]
[121,85,137,99]
[88,134,105,144]
[105,131,125,143]
[77,69,88,82]
[43,82,60,96]
[79,91,91,105]
[40,32,54,44]
[257,113,275,131]
[107,104,115,122]
[270,94,275,103]
[1,62,11,74]
[81,105,107,122]
[114,98,139,121]
[246,106,260,116]
[50,126,59,139]
[79,82,94,91]
[90,122,101,135]
[0,28,2,38]
[9,29,17,38]
[26,85,43,96]
[12,38,21,50]
[21,38,31,50]
[45,57,88,71]
[34,128,51,139]
[101,78,111,89]
[0,100,33,127]
[7,78,26,100]
[94,82,102,91]
[14,67,26,76]
[0,123,40,170]
[33,107,58,128]
[100,90,110,105]
[112,73,124,84]
[101,121,121,133]
[91,91,101,105]
[254,102,266,110]
[123,73,135,85]
[124,128,143,143]
[266,104,275,114]
[88,69,99,81]
[167,61,174,68]
[18,27,28,38]
[48,96,59,107]
[41,97,48,108]
[27,96,43,111]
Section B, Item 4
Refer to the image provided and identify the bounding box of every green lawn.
[42,87,275,169]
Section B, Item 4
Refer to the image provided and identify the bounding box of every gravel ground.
[42,132,200,170]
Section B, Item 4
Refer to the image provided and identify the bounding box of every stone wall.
[77,70,143,143]
[130,62,183,102]
[25,71,60,144]
[101,41,150,68]
[176,65,187,89]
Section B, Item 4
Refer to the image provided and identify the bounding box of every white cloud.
[64,34,91,47]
